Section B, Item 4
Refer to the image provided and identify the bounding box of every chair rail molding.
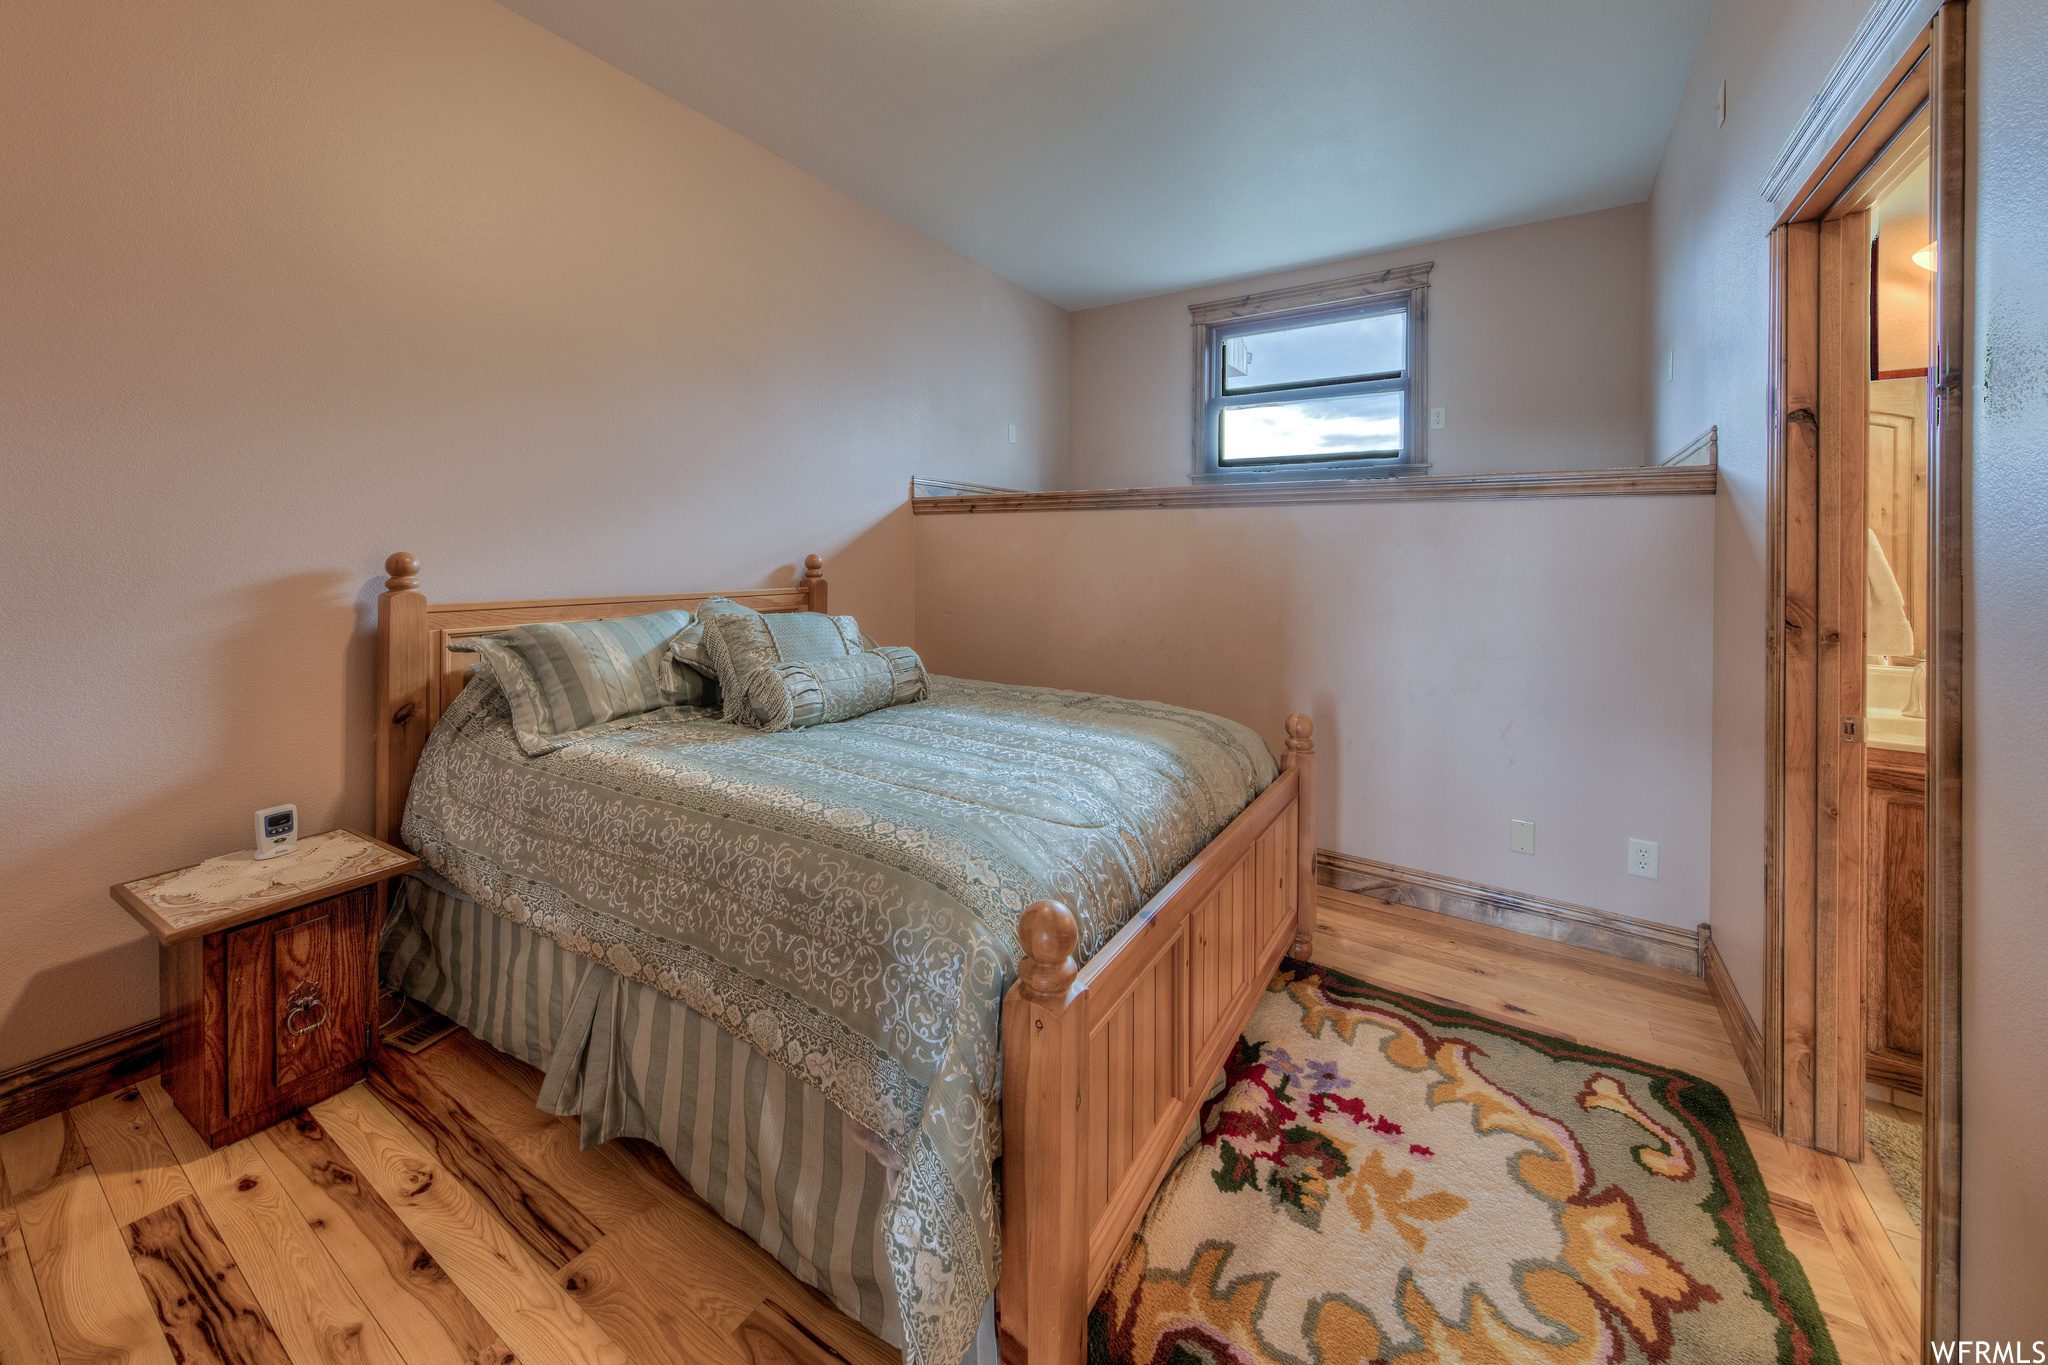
[910,465,1715,514]
[907,477,1029,499]
[1761,0,1941,204]
[1659,427,1719,468]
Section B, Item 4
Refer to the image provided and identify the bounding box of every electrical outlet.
[1628,838,1659,879]
[1510,820,1535,855]
[1429,407,1446,430]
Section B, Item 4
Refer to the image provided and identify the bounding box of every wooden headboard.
[373,551,829,843]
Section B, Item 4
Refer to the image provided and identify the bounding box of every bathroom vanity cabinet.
[1864,746,1926,1095]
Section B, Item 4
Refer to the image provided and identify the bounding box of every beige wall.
[1645,0,1875,1028]
[1067,204,1652,489]
[1873,174,1934,376]
[915,494,1715,929]
[0,0,1070,1070]
[1654,0,2048,1323]
[1962,0,2048,1330]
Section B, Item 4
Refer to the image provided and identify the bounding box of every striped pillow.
[670,600,878,682]
[451,610,707,755]
[735,648,929,733]
[685,597,925,730]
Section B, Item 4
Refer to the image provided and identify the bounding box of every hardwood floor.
[0,1032,898,1365]
[0,886,1919,1365]
[1313,885,1922,1365]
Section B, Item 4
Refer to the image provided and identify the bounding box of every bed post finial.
[802,554,828,614]
[1017,900,1079,1006]
[376,553,429,844]
[1282,714,1316,960]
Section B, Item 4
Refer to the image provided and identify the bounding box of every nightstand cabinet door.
[223,890,373,1121]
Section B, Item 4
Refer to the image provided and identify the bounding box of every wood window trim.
[1188,263,1433,482]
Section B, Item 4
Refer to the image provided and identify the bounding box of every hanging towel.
[1867,527,1915,658]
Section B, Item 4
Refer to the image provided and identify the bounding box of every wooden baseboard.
[1703,928,1768,1106]
[1316,850,1706,976]
[1865,1047,1924,1097]
[0,1019,163,1134]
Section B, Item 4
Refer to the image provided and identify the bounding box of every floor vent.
[381,1010,460,1054]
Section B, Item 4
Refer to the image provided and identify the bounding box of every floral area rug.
[1089,960,1837,1365]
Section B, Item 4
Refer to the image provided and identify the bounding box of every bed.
[373,552,1318,1365]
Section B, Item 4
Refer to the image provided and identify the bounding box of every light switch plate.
[1510,819,1535,855]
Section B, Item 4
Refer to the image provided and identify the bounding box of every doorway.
[1763,2,1963,1351]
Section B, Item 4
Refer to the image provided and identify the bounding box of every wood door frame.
[1763,3,1964,1348]
[1919,5,1965,1344]
[1814,206,1872,1163]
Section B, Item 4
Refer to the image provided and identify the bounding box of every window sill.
[909,465,1717,514]
[1188,461,1427,484]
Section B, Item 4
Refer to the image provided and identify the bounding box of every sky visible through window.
[1220,310,1404,461]
[1221,392,1403,462]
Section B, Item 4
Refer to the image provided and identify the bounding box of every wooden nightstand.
[112,828,420,1148]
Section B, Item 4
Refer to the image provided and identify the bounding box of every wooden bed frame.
[373,551,1316,1365]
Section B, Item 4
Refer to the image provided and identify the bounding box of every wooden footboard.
[997,718,1316,1365]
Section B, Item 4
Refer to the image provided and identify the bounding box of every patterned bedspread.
[402,671,1276,1365]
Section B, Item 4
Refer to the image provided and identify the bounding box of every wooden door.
[1766,220,1818,1147]
[1811,209,1872,1159]
[1865,748,1926,1093]
[1867,405,1927,642]
[224,891,371,1119]
[1762,6,1963,1333]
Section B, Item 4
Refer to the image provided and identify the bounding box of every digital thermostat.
[253,804,299,860]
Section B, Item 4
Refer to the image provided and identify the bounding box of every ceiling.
[496,0,1717,310]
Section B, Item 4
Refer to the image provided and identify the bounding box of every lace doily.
[127,831,411,932]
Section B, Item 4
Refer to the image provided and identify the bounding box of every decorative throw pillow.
[686,599,854,719]
[688,597,926,729]
[737,649,929,733]
[450,609,708,755]
[669,598,878,684]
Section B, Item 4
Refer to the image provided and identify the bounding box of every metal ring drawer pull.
[285,980,327,1036]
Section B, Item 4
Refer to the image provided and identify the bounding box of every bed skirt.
[381,873,999,1364]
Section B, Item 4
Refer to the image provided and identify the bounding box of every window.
[1189,262,1431,480]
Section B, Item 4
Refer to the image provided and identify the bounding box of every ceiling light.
[1912,243,1938,270]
